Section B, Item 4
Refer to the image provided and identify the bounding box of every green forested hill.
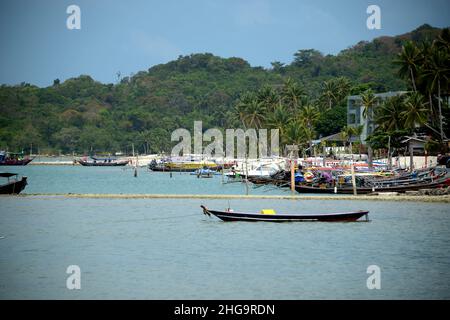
[0,24,444,154]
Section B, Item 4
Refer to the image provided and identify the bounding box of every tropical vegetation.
[0,24,448,156]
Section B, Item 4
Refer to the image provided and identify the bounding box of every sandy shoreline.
[2,193,449,203]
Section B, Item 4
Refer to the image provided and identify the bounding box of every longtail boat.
[200,205,369,222]
[0,151,33,166]
[77,157,129,166]
[150,162,221,172]
[295,176,450,194]
[0,173,28,194]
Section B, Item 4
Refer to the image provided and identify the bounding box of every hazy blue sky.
[1,0,449,87]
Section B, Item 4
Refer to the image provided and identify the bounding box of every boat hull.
[0,159,33,166]
[151,166,221,172]
[78,160,128,166]
[201,206,369,222]
[295,178,450,194]
[0,177,27,194]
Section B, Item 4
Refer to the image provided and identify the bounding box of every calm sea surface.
[0,166,449,299]
[4,165,287,195]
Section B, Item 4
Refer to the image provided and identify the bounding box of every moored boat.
[149,158,221,172]
[200,205,369,222]
[0,151,33,166]
[190,168,219,178]
[77,157,129,166]
[0,173,28,194]
[295,175,450,194]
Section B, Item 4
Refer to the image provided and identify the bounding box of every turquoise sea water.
[0,166,449,299]
[4,165,287,195]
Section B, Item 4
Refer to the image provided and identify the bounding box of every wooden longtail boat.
[151,163,222,172]
[0,152,33,166]
[295,176,450,194]
[200,205,369,222]
[77,158,129,166]
[0,173,28,194]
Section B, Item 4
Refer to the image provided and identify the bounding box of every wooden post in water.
[245,153,249,196]
[132,143,138,177]
[387,135,392,170]
[322,142,326,167]
[286,144,299,194]
[221,153,225,185]
[290,159,295,194]
[134,153,138,178]
[409,140,414,172]
[351,160,357,196]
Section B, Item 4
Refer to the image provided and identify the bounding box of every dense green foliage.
[0,24,446,155]
[367,26,450,153]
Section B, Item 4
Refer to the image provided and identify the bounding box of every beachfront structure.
[347,91,407,143]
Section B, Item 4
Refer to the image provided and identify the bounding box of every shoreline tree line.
[0,24,448,156]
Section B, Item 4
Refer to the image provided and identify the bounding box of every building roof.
[0,173,18,178]
[348,91,408,100]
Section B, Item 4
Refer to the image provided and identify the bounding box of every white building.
[347,91,407,143]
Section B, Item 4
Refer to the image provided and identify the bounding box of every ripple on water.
[0,196,449,299]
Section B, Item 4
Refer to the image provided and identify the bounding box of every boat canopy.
[0,173,18,178]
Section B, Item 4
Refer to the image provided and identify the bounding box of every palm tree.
[283,119,307,147]
[361,89,377,120]
[361,89,378,168]
[281,78,305,113]
[416,41,438,125]
[420,46,450,141]
[353,125,364,158]
[299,104,320,128]
[321,80,338,109]
[257,85,280,113]
[256,85,280,112]
[319,77,352,111]
[400,92,428,130]
[335,77,352,100]
[375,95,406,131]
[298,104,320,156]
[266,103,290,140]
[401,92,429,171]
[395,40,422,92]
[340,126,356,156]
[234,92,255,129]
[302,126,316,157]
[242,99,267,129]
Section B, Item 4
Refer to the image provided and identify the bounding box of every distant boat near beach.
[76,156,129,167]
[0,151,33,166]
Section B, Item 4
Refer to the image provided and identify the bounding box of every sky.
[0,0,449,87]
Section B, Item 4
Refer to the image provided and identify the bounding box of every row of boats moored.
[145,155,450,195]
[1,152,449,198]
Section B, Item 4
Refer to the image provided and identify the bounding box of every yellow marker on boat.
[260,209,276,215]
